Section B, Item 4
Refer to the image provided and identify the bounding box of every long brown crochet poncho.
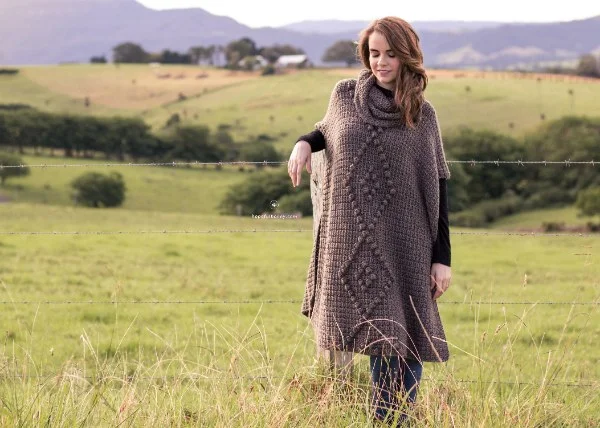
[301,69,451,361]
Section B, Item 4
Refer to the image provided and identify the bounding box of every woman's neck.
[374,82,394,98]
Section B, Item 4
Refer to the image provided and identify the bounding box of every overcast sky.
[136,0,599,28]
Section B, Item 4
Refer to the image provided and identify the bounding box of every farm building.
[275,54,312,69]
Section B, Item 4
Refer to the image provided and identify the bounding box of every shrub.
[0,104,33,111]
[449,210,487,228]
[219,167,302,216]
[238,141,282,167]
[0,152,30,185]
[277,190,312,216]
[165,113,181,128]
[162,125,227,162]
[523,188,573,210]
[261,65,276,76]
[575,186,600,217]
[542,222,565,232]
[476,196,524,223]
[443,127,526,204]
[449,196,524,227]
[586,222,600,232]
[71,171,126,208]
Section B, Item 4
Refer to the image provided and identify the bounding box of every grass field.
[0,155,252,215]
[490,207,591,230]
[0,158,599,425]
[1,66,599,425]
[0,198,598,425]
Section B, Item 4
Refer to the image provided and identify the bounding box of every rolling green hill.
[1,65,599,154]
[1,66,599,229]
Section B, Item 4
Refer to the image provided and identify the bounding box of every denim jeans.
[370,355,423,421]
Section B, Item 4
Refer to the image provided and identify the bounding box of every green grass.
[0,202,598,425]
[0,154,262,215]
[490,206,592,229]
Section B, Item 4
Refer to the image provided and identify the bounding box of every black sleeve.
[432,178,451,267]
[297,129,326,153]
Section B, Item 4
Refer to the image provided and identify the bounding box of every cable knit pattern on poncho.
[301,69,451,361]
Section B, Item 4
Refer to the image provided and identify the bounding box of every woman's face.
[368,31,400,90]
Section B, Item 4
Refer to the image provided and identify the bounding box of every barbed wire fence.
[0,159,599,169]
[0,373,594,388]
[0,299,597,306]
[0,158,598,389]
[0,230,598,237]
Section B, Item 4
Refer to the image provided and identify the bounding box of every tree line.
[0,107,282,166]
[95,38,366,70]
[2,106,599,225]
[96,39,305,70]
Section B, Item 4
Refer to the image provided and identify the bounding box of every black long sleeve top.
[296,84,451,266]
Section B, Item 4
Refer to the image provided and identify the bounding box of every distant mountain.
[419,16,600,68]
[0,0,598,69]
[281,20,505,35]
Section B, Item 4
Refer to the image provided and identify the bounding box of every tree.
[576,187,600,217]
[71,171,126,208]
[164,125,227,162]
[225,37,258,68]
[158,49,191,64]
[112,42,150,64]
[189,45,218,65]
[576,54,600,78]
[238,141,282,166]
[444,128,527,204]
[259,44,305,64]
[322,40,359,66]
[90,55,107,64]
[211,129,236,161]
[189,46,207,64]
[0,152,30,186]
[219,167,302,215]
[277,190,312,216]
[525,116,600,202]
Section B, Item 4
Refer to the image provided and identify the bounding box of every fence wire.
[0,299,596,306]
[1,159,599,169]
[0,373,594,388]
[0,229,598,238]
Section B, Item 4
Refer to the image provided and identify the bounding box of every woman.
[287,17,452,423]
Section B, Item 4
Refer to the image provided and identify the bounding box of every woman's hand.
[288,140,312,187]
[430,263,451,300]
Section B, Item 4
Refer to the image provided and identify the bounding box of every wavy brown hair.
[358,17,428,128]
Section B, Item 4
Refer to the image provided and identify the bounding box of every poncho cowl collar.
[353,69,404,128]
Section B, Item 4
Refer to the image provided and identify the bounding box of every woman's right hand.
[288,140,312,187]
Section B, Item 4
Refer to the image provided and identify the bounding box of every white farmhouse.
[275,54,312,69]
